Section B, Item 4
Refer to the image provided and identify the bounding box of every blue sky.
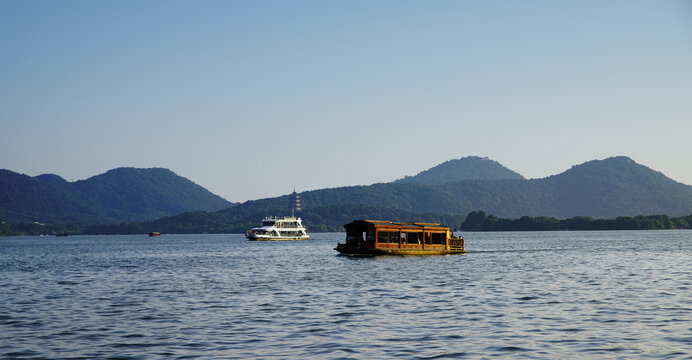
[2,0,691,202]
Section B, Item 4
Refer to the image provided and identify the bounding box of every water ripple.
[1,232,691,359]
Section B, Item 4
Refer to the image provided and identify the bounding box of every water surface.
[1,231,690,359]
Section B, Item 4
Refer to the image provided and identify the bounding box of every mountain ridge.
[4,156,692,233]
[103,155,692,234]
[204,155,692,231]
[394,156,525,185]
[0,167,233,225]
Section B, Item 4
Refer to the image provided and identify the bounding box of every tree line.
[3,210,692,236]
[460,211,692,231]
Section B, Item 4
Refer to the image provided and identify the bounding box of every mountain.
[35,174,69,185]
[109,156,692,234]
[394,156,525,185]
[0,167,233,225]
[543,156,692,218]
[221,156,692,225]
[7,156,692,234]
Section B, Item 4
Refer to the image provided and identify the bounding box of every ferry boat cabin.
[335,220,465,255]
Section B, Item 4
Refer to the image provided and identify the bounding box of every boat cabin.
[336,220,464,255]
[262,216,301,229]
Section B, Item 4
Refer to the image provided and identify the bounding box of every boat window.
[406,232,421,245]
[347,229,366,242]
[424,232,432,245]
[431,232,445,244]
[377,231,399,243]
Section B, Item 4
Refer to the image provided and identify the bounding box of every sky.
[1,1,691,203]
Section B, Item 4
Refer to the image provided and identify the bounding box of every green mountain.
[7,156,692,234]
[543,156,692,218]
[394,156,525,185]
[231,156,692,219]
[34,173,70,185]
[0,167,233,225]
[104,156,692,234]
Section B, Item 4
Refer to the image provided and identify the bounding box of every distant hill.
[98,156,692,234]
[0,167,233,225]
[394,156,525,185]
[231,156,692,222]
[542,156,692,218]
[34,174,69,185]
[8,156,692,234]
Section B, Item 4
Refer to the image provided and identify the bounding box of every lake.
[1,231,690,359]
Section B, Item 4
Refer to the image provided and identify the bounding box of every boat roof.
[344,220,449,231]
[263,216,301,221]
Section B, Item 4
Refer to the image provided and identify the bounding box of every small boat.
[246,216,310,241]
[149,232,161,237]
[335,220,465,255]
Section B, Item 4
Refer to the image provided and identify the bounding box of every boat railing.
[449,237,464,250]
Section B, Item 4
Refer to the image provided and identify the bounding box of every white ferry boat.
[246,216,310,241]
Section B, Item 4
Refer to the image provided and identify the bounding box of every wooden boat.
[148,232,161,237]
[335,220,465,255]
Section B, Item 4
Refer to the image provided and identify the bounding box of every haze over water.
[1,231,690,359]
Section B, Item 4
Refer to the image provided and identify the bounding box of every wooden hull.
[335,244,464,256]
